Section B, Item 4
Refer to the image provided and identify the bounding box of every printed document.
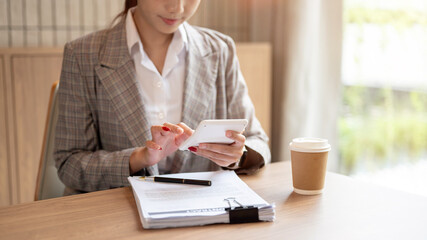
[128,171,275,229]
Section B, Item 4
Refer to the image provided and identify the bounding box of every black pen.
[139,176,212,186]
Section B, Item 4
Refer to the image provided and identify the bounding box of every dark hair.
[112,0,138,24]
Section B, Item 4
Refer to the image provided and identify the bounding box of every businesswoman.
[54,0,271,195]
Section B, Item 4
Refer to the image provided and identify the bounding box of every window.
[340,0,427,196]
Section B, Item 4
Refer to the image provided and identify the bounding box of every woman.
[54,0,270,195]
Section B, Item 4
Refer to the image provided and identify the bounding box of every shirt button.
[156,81,162,88]
[158,112,164,119]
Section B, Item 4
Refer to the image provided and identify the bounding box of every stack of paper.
[128,171,275,229]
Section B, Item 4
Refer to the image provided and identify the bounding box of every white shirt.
[126,8,187,173]
[126,7,187,126]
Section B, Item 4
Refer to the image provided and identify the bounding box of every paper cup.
[289,138,331,195]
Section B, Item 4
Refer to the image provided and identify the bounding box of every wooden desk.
[1,161,426,240]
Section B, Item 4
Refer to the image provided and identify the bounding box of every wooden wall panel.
[236,43,272,141]
[189,0,251,42]
[12,54,62,203]
[0,57,11,207]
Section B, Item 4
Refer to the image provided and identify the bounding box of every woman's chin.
[158,25,181,34]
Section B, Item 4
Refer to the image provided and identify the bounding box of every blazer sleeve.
[54,42,137,192]
[223,37,272,173]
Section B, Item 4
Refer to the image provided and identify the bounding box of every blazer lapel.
[94,20,158,175]
[181,23,219,130]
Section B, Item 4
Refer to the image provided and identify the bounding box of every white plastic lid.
[289,137,331,153]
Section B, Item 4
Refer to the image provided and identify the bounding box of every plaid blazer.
[54,20,271,194]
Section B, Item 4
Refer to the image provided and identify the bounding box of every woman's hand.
[189,130,246,167]
[130,122,193,174]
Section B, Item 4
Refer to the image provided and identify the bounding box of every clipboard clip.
[224,197,259,224]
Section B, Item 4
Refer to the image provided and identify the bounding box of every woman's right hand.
[129,122,193,174]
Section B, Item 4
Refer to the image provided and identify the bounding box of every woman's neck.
[132,12,173,74]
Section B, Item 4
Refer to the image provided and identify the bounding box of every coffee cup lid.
[289,137,331,153]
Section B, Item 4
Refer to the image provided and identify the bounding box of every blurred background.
[340,0,427,196]
[0,0,426,205]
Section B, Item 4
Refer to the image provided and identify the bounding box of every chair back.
[35,81,65,201]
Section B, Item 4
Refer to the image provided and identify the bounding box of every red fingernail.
[162,126,170,131]
[188,147,197,152]
[159,147,162,150]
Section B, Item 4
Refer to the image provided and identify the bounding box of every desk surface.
[1,161,426,240]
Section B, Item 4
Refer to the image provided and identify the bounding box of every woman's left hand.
[189,130,246,167]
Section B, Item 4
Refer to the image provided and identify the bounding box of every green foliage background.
[339,5,427,174]
[339,86,427,174]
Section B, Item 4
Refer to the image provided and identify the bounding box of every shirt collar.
[126,7,188,58]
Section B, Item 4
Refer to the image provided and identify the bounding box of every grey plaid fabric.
[54,20,271,195]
